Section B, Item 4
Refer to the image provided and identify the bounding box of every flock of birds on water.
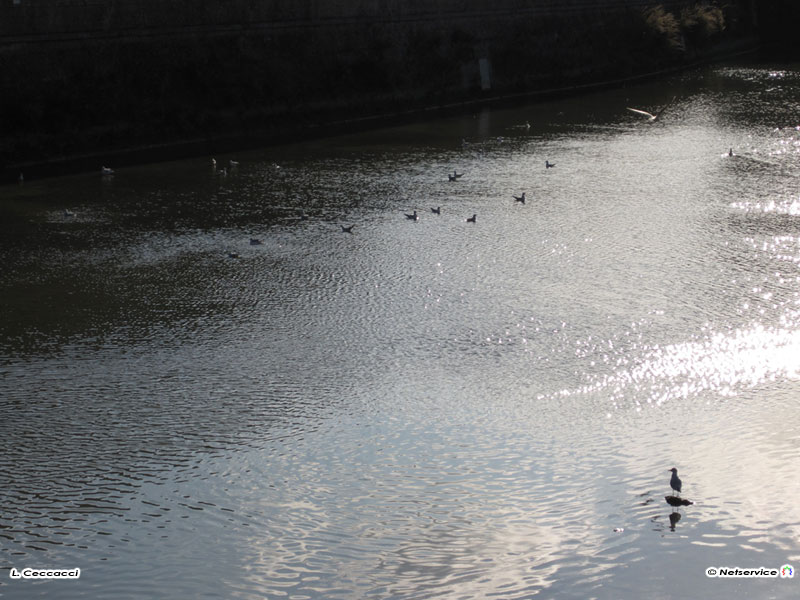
[393,162,552,225]
[48,95,737,264]
[214,152,558,256]
[264,99,670,240]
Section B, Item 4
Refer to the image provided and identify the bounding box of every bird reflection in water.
[669,510,681,531]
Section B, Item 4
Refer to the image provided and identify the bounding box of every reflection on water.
[2,61,800,599]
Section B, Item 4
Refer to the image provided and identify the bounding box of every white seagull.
[627,96,675,122]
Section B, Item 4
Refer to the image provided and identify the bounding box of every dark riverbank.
[3,39,760,186]
[0,0,761,182]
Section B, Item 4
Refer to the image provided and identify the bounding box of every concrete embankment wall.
[0,1,758,176]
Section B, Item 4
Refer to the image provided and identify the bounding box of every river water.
[2,61,800,599]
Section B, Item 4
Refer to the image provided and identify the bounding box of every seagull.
[405,210,418,221]
[63,209,76,217]
[101,166,114,175]
[453,170,464,179]
[466,214,477,223]
[668,468,682,496]
[545,160,556,169]
[341,224,354,233]
[431,207,441,214]
[627,96,675,122]
[448,174,458,182]
[211,158,217,167]
[229,160,239,167]
[249,238,263,246]
[513,192,526,204]
[728,148,734,157]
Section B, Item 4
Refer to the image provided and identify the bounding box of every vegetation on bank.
[642,3,726,54]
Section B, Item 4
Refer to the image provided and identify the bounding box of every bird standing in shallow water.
[669,468,682,496]
[466,214,476,223]
[405,210,418,221]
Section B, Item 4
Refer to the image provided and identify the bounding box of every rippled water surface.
[2,62,800,599]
